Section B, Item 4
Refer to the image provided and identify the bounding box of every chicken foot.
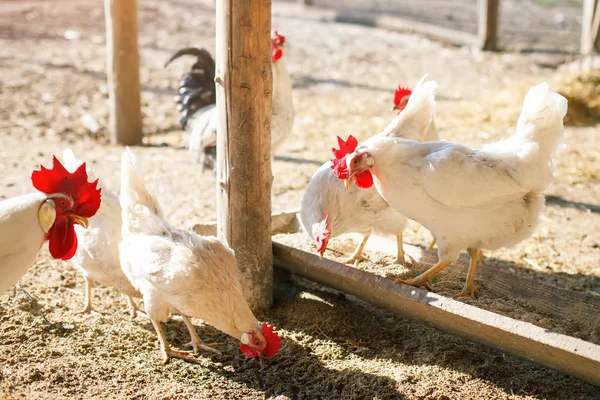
[454,249,480,299]
[151,319,197,364]
[125,295,146,319]
[181,315,222,355]
[394,261,452,291]
[78,276,102,315]
[342,234,370,265]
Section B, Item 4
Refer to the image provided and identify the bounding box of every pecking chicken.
[165,30,294,171]
[61,149,142,316]
[300,78,438,265]
[0,156,101,294]
[118,148,281,363]
[337,80,567,298]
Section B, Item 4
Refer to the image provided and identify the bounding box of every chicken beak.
[319,251,324,260]
[392,103,400,111]
[70,215,89,229]
[344,173,356,190]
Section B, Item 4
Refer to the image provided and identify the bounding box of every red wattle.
[239,344,260,359]
[355,171,374,189]
[47,217,78,260]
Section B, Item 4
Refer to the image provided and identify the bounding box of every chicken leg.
[396,232,416,266]
[79,276,94,314]
[181,315,222,355]
[342,233,370,265]
[395,261,452,291]
[125,295,146,319]
[454,249,480,299]
[427,237,436,252]
[151,319,197,364]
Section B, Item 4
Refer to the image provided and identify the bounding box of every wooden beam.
[581,0,600,55]
[478,0,499,51]
[191,209,300,237]
[104,0,143,145]
[215,0,273,311]
[273,242,600,386]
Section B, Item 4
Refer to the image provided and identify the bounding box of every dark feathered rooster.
[165,31,294,171]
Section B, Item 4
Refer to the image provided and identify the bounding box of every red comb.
[393,85,412,106]
[271,30,285,46]
[315,214,331,253]
[261,323,282,358]
[329,135,374,189]
[31,156,102,219]
[330,135,358,179]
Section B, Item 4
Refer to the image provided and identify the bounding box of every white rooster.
[118,148,281,363]
[300,77,438,265]
[165,30,294,171]
[340,80,567,298]
[0,156,101,294]
[61,149,142,316]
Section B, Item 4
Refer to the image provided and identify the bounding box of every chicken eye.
[353,158,359,166]
[60,200,67,208]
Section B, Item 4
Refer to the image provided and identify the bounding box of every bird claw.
[79,305,102,316]
[126,305,147,319]
[342,254,368,266]
[454,285,479,299]
[162,348,198,364]
[184,340,222,356]
[396,253,416,267]
[394,278,432,291]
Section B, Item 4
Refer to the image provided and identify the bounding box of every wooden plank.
[215,0,273,311]
[191,209,301,237]
[334,11,479,48]
[478,0,499,51]
[273,242,600,386]
[103,0,143,145]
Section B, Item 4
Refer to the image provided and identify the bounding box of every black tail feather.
[165,46,216,129]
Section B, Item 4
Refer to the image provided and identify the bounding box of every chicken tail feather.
[515,82,568,161]
[120,148,169,236]
[165,46,216,129]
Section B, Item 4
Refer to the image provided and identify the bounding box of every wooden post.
[215,0,273,311]
[581,0,600,55]
[478,0,499,51]
[104,0,143,145]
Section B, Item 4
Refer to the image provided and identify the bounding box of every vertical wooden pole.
[581,0,600,55]
[104,0,143,145]
[478,0,499,51]
[215,0,273,311]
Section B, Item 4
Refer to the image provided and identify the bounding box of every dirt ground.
[1,0,600,399]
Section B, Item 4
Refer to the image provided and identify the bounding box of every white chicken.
[300,77,438,265]
[340,81,567,298]
[61,149,141,316]
[165,30,294,171]
[118,148,281,363]
[0,156,101,294]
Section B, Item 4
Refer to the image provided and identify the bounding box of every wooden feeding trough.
[193,212,600,386]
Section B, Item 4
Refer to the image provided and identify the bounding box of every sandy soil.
[1,0,600,399]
